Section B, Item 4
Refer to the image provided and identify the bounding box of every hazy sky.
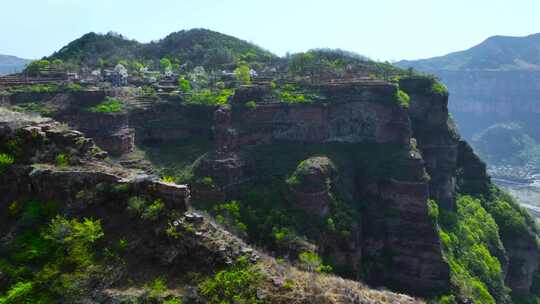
[1,0,539,61]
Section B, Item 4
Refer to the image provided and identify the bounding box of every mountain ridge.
[48,28,277,69]
[397,33,540,72]
[0,54,31,75]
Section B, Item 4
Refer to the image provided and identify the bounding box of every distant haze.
[0,0,539,61]
[0,54,31,75]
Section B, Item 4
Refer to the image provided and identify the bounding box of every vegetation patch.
[396,89,410,107]
[0,153,14,174]
[10,102,54,116]
[437,195,509,304]
[185,89,234,106]
[199,256,265,304]
[432,81,449,96]
[0,200,108,303]
[88,96,124,113]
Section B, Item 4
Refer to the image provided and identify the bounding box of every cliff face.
[429,70,540,139]
[199,80,451,296]
[2,76,539,302]
[0,109,424,304]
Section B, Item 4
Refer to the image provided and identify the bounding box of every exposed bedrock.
[286,156,337,217]
[401,77,460,210]
[57,111,135,156]
[194,81,451,297]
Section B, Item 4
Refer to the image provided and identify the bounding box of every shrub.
[161,176,176,183]
[141,199,165,221]
[432,82,449,96]
[298,251,332,273]
[396,89,410,107]
[145,277,166,301]
[202,176,214,186]
[178,77,191,93]
[66,83,82,92]
[127,196,147,215]
[56,153,69,167]
[234,63,251,85]
[438,195,507,303]
[279,91,306,103]
[245,100,257,109]
[163,299,183,304]
[0,281,34,303]
[0,153,14,174]
[141,85,156,97]
[212,201,248,233]
[427,199,439,223]
[185,89,234,106]
[88,97,124,113]
[199,257,264,304]
[117,238,128,252]
[45,216,104,245]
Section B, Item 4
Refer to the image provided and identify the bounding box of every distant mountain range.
[397,33,540,191]
[0,54,31,75]
[398,33,540,71]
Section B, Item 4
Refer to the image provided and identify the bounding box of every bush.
[298,251,332,273]
[127,196,147,215]
[432,82,449,96]
[234,63,251,85]
[141,85,156,97]
[161,176,176,183]
[88,97,124,113]
[0,153,14,174]
[0,282,34,303]
[199,257,264,304]
[66,83,82,92]
[213,201,248,233]
[438,195,507,303]
[202,176,214,186]
[185,89,234,106]
[245,100,257,109]
[279,91,306,103]
[427,199,439,224]
[141,199,165,221]
[144,277,166,301]
[56,153,69,167]
[396,89,410,107]
[178,77,191,93]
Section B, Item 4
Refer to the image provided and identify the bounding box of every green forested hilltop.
[47,29,277,69]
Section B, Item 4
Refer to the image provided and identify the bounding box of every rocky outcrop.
[225,82,411,149]
[57,111,135,156]
[196,80,451,297]
[0,110,188,211]
[0,108,423,304]
[129,103,215,144]
[401,77,460,210]
[286,156,337,217]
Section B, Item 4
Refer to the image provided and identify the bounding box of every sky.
[1,0,539,61]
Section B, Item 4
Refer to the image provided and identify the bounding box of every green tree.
[51,59,64,69]
[178,76,191,93]
[160,58,172,71]
[117,59,129,67]
[131,61,144,72]
[25,60,50,76]
[234,63,251,84]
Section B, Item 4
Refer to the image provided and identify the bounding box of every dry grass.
[256,259,424,304]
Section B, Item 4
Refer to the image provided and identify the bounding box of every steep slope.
[0,54,31,75]
[2,29,540,303]
[0,108,423,303]
[48,29,276,69]
[396,33,540,215]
